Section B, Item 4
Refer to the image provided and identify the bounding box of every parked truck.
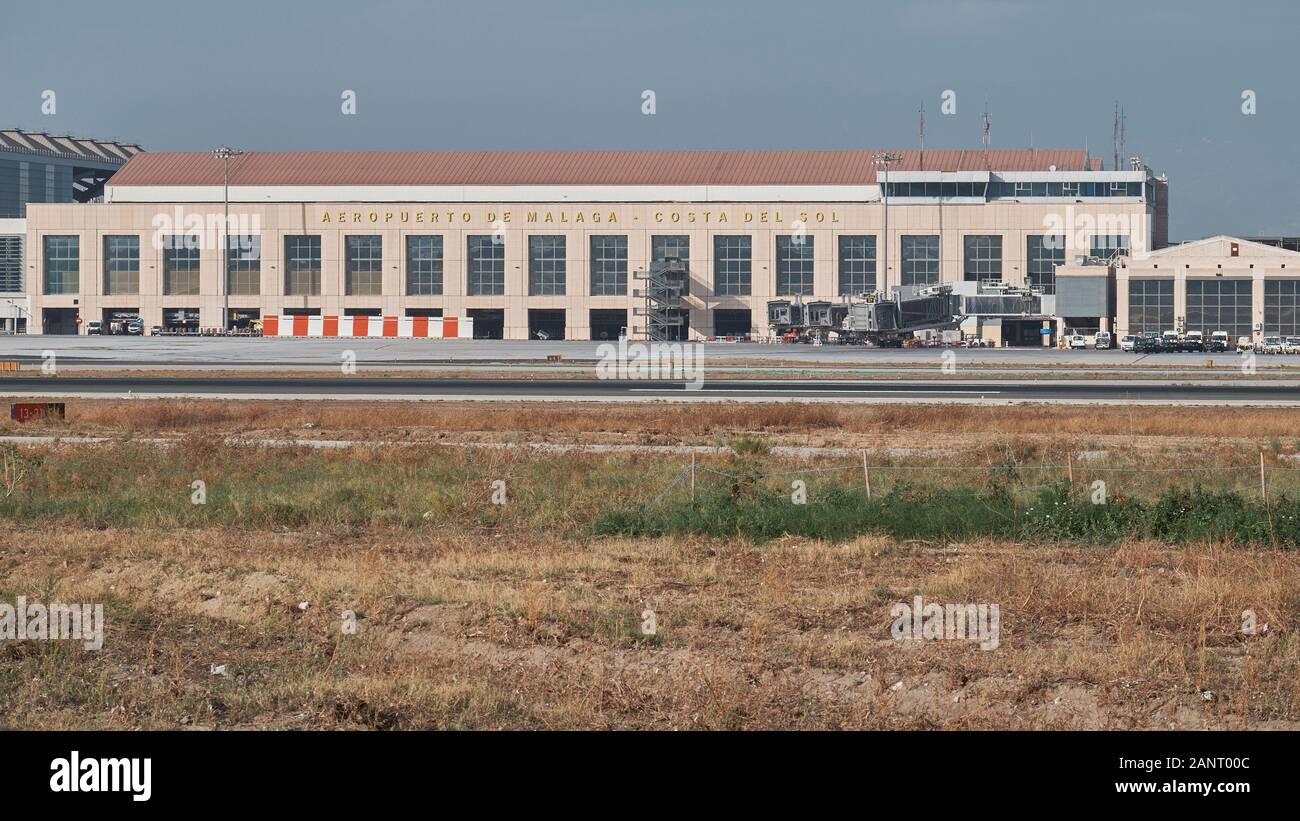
[106,316,143,336]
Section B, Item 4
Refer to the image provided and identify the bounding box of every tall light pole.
[212,146,243,331]
[872,152,900,297]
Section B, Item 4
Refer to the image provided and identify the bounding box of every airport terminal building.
[0,128,143,332]
[17,147,1170,340]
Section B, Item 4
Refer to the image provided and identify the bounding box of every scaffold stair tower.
[632,253,687,341]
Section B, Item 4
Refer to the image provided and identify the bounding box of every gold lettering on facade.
[310,207,641,228]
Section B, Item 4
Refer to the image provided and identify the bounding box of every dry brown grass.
[2,399,1297,730]
[2,525,1296,730]
[8,398,1300,441]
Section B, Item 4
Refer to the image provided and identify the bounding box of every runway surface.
[0,336,1291,369]
[1,375,1298,404]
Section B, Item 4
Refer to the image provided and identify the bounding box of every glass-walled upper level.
[883,179,1147,200]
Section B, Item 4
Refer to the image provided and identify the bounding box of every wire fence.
[640,450,1300,510]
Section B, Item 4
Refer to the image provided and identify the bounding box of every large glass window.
[163,235,201,296]
[103,235,140,295]
[900,235,939,286]
[837,235,876,295]
[1128,278,1173,334]
[43,235,79,295]
[986,181,1144,199]
[775,235,815,296]
[406,235,443,296]
[651,235,689,296]
[1186,279,1252,337]
[467,235,505,295]
[284,235,321,296]
[1026,235,1065,293]
[1090,235,1130,259]
[590,235,628,296]
[1265,280,1300,336]
[887,181,987,198]
[528,235,566,295]
[345,235,382,296]
[713,235,752,295]
[651,235,689,263]
[963,235,1002,282]
[0,236,21,293]
[227,235,261,296]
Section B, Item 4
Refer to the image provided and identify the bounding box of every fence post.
[862,451,871,500]
[1260,450,1267,503]
[691,453,696,501]
[1067,452,1074,484]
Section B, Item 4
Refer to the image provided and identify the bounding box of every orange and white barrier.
[261,315,473,339]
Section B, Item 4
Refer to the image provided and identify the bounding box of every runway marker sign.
[10,402,65,423]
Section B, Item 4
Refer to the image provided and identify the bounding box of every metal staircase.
[632,253,688,341]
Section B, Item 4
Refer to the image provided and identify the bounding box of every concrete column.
[1254,270,1266,342]
[1173,267,1187,333]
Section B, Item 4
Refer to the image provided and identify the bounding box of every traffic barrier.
[260,315,473,339]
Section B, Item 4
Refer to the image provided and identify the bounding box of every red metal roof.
[107,148,1094,188]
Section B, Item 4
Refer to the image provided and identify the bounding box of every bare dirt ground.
[3,527,1296,730]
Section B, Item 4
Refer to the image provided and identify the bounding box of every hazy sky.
[4,0,1297,240]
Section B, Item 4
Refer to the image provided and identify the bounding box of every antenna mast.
[919,102,926,170]
[981,102,991,170]
[1112,102,1120,171]
[1120,105,1127,167]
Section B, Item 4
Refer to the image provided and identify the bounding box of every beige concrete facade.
[23,196,1156,338]
[1114,237,1300,341]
